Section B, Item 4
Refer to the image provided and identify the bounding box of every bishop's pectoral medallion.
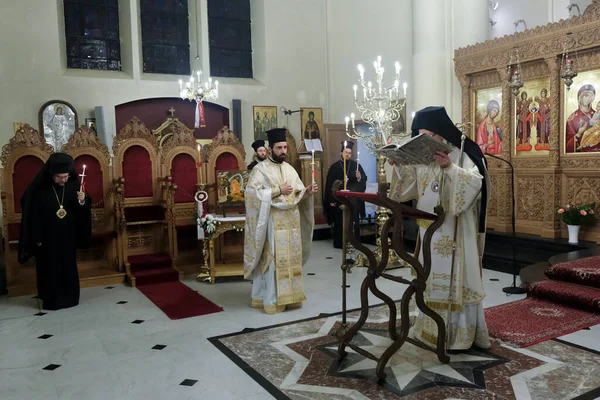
[56,206,67,219]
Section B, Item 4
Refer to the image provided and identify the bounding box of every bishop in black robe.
[18,153,92,310]
[323,141,367,249]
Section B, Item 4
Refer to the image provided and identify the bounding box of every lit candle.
[345,116,349,131]
[311,149,315,185]
[343,141,347,190]
[351,113,355,128]
[353,84,357,99]
[197,144,202,183]
[395,61,401,76]
[178,79,182,91]
[356,150,360,173]
[79,164,87,192]
[196,70,200,80]
[403,82,408,97]
[358,64,364,80]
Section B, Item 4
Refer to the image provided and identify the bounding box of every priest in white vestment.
[244,128,317,314]
[389,106,492,350]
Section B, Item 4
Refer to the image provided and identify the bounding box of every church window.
[140,0,191,75]
[64,0,122,71]
[207,0,253,78]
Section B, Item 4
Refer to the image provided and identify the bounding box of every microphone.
[484,153,525,295]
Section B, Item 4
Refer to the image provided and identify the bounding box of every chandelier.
[507,47,524,96]
[178,70,219,128]
[560,33,578,90]
[345,56,407,152]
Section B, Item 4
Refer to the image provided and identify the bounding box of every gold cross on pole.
[168,107,176,117]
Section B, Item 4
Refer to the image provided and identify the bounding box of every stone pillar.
[412,0,488,118]
[412,0,448,111]
[450,0,489,121]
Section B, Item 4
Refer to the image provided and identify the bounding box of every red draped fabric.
[123,146,153,198]
[13,155,44,213]
[73,155,104,207]
[171,153,197,203]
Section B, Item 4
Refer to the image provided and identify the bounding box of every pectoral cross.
[169,107,176,117]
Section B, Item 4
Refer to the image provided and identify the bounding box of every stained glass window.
[208,0,253,78]
[64,0,121,71]
[140,0,190,75]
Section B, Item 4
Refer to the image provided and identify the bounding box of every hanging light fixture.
[560,32,578,90]
[507,47,524,96]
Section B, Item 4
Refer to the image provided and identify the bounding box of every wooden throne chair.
[204,126,247,282]
[0,124,53,296]
[154,113,203,274]
[63,126,123,283]
[112,117,180,287]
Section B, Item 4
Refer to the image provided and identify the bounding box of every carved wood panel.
[455,0,600,242]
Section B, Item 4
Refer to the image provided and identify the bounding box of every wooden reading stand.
[334,181,450,380]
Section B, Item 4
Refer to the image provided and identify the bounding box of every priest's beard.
[271,152,286,164]
[256,155,267,162]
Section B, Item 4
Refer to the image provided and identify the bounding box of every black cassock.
[323,159,367,249]
[19,154,92,310]
[247,160,258,171]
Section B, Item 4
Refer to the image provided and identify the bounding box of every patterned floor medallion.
[210,304,600,399]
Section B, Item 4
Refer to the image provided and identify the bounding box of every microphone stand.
[484,153,526,295]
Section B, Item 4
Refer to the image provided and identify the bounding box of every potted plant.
[555,203,596,243]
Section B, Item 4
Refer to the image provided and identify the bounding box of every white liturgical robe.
[390,146,492,350]
[244,158,314,314]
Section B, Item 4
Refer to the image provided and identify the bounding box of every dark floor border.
[208,305,600,400]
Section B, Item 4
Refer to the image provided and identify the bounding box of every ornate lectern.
[334,182,450,380]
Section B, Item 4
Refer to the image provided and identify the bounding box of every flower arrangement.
[198,213,219,235]
[555,203,596,226]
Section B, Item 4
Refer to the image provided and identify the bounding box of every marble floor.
[1,240,599,400]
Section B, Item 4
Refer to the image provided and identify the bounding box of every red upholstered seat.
[123,145,153,198]
[124,205,165,223]
[13,155,44,213]
[171,153,197,203]
[73,155,104,206]
[214,152,239,182]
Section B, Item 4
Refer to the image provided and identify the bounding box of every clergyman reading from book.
[387,106,491,351]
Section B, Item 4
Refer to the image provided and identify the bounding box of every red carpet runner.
[485,298,600,347]
[129,253,223,320]
[485,255,600,347]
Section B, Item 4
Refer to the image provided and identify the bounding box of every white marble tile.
[0,239,597,400]
[0,368,58,400]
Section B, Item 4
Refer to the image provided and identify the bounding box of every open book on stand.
[375,133,454,165]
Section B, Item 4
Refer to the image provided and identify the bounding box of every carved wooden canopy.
[206,126,246,162]
[153,114,196,155]
[113,116,158,155]
[63,125,110,161]
[1,124,53,166]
